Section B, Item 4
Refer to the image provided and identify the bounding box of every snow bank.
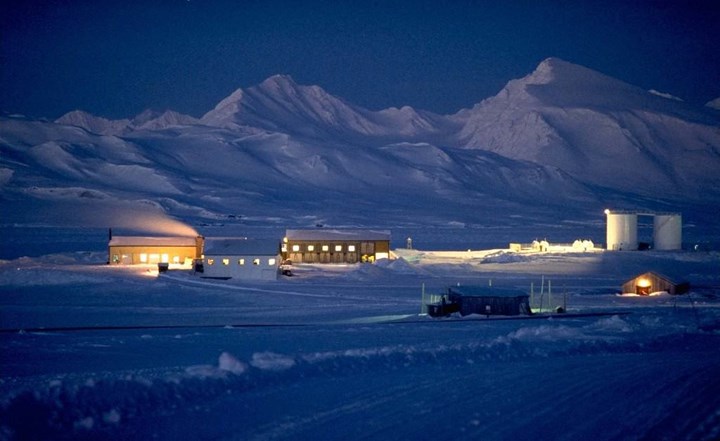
[345,257,426,281]
[250,352,296,371]
[374,257,423,274]
[218,352,248,375]
[481,251,529,264]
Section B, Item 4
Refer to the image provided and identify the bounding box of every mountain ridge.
[4,58,719,229]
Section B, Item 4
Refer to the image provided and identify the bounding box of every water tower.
[605,210,638,251]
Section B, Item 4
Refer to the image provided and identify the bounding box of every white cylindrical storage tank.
[654,214,681,250]
[606,213,638,251]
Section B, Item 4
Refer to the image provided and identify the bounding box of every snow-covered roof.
[286,229,391,241]
[448,286,528,298]
[109,236,198,247]
[627,271,688,285]
[204,238,279,256]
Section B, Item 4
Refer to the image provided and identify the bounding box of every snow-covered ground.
[2,58,719,439]
[2,226,719,440]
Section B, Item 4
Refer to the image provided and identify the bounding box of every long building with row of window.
[108,229,392,281]
[282,229,391,264]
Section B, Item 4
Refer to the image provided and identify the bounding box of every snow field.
[2,312,719,440]
[1,227,719,439]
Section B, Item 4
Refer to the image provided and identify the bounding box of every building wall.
[284,240,390,264]
[109,245,198,265]
[622,272,689,295]
[203,254,279,280]
[449,294,531,316]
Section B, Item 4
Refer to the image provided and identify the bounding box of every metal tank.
[653,214,682,250]
[606,211,638,251]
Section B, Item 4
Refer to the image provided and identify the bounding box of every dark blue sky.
[2,0,719,119]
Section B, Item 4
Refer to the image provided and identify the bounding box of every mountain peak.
[526,57,570,84]
[131,109,198,131]
[485,57,667,111]
[201,75,368,135]
[261,74,297,87]
[524,57,635,91]
[55,110,130,135]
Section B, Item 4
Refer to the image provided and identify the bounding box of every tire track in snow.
[3,321,719,440]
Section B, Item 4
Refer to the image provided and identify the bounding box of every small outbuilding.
[109,235,203,265]
[202,238,280,281]
[444,285,532,316]
[622,271,690,295]
[283,229,391,264]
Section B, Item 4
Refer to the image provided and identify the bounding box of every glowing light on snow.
[142,268,159,277]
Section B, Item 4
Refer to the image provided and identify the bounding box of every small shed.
[202,238,280,281]
[621,271,690,295]
[283,229,391,264]
[447,286,531,316]
[109,235,203,265]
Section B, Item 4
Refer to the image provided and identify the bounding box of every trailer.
[427,285,532,317]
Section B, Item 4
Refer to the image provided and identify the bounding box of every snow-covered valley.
[2,237,720,440]
[1,58,720,439]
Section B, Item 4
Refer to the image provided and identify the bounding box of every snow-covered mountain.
[200,74,454,142]
[453,58,720,200]
[55,109,198,135]
[2,58,719,229]
[130,109,199,131]
[55,110,132,136]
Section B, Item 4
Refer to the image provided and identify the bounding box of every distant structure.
[509,239,550,252]
[572,239,595,251]
[202,238,280,280]
[622,271,689,295]
[605,209,681,251]
[283,229,391,264]
[108,232,203,265]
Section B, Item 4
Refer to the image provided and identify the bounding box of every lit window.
[112,254,119,263]
[335,245,342,252]
[172,256,180,264]
[161,254,169,263]
[222,258,230,265]
[268,258,276,266]
[348,245,356,252]
[207,258,215,265]
[238,258,245,265]
[253,258,260,265]
[307,245,315,252]
[292,245,300,252]
[321,245,329,252]
[140,253,148,263]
